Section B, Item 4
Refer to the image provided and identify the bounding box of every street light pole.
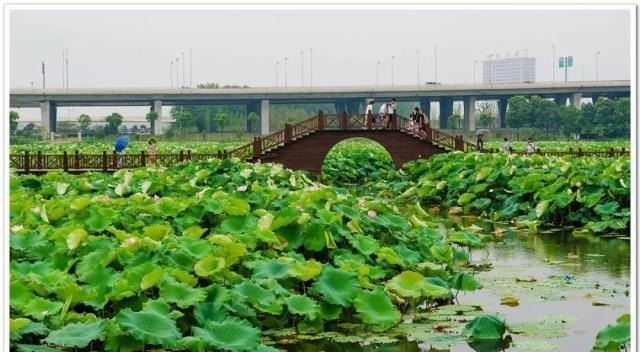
[284,57,288,87]
[275,61,279,87]
[189,48,192,88]
[170,60,173,88]
[176,57,179,89]
[300,51,304,87]
[433,46,437,83]
[65,48,69,89]
[182,51,185,88]
[488,54,493,83]
[62,50,65,88]
[309,48,313,88]
[391,56,395,86]
[415,50,420,85]
[376,61,380,87]
[596,51,600,81]
[42,61,45,89]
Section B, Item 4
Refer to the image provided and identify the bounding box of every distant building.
[483,56,536,83]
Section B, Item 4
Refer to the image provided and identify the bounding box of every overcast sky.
[9,5,632,89]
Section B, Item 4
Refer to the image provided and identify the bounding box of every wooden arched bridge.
[8,112,629,174]
[9,112,475,174]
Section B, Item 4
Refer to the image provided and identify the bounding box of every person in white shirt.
[385,98,397,128]
[365,100,375,128]
[378,103,388,129]
[503,137,512,153]
[526,138,536,155]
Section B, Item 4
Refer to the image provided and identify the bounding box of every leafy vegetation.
[9,157,486,351]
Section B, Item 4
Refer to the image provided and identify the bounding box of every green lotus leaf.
[23,296,63,321]
[471,197,491,210]
[593,201,619,217]
[312,266,360,307]
[158,277,206,308]
[155,197,187,217]
[271,207,302,229]
[221,197,251,216]
[475,167,493,182]
[192,317,261,351]
[16,345,60,352]
[375,213,410,230]
[386,271,426,298]
[447,231,484,249]
[449,272,483,292]
[43,320,106,348]
[10,318,32,334]
[257,213,274,231]
[116,308,181,347]
[233,280,282,314]
[288,259,322,281]
[143,223,172,241]
[349,234,379,255]
[430,243,453,264]
[69,197,91,211]
[375,247,405,266]
[353,287,401,331]
[66,228,88,251]
[219,215,257,234]
[85,208,114,233]
[183,226,208,238]
[302,221,326,251]
[194,255,226,278]
[458,192,476,206]
[463,314,508,339]
[535,200,550,218]
[140,268,165,290]
[553,192,572,208]
[286,294,319,320]
[583,190,604,208]
[593,314,630,351]
[252,258,291,280]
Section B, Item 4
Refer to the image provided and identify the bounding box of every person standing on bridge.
[365,100,375,129]
[385,98,397,129]
[378,102,389,129]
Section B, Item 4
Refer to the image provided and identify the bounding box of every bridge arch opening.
[320,137,395,186]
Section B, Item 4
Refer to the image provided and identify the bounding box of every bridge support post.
[260,99,270,135]
[253,136,262,158]
[339,111,348,129]
[152,100,163,135]
[570,92,582,108]
[463,97,476,132]
[40,101,57,135]
[439,97,453,129]
[284,123,293,142]
[498,98,508,128]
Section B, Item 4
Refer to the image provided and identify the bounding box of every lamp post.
[170,60,173,88]
[189,48,192,88]
[181,51,185,88]
[415,50,420,85]
[284,57,288,87]
[41,61,45,89]
[391,56,395,86]
[581,65,584,82]
[65,48,69,89]
[376,61,380,87]
[595,51,600,81]
[300,51,304,87]
[309,48,313,88]
[433,46,437,83]
[488,54,493,83]
[176,57,179,89]
[275,61,279,87]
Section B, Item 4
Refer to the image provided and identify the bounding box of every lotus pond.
[9,138,631,352]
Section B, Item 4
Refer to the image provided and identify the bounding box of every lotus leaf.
[43,320,106,348]
[463,314,508,340]
[286,294,319,320]
[376,247,405,266]
[353,287,401,331]
[288,259,322,281]
[312,266,360,307]
[349,234,380,255]
[592,314,630,351]
[449,272,483,292]
[158,277,206,308]
[192,317,261,351]
[116,308,181,347]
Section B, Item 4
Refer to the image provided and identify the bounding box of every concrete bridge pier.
[419,98,431,118]
[151,100,163,135]
[570,93,582,108]
[463,97,476,131]
[246,100,270,135]
[439,97,453,129]
[40,101,57,134]
[498,98,508,128]
[334,99,362,114]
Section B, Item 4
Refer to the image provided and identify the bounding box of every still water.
[276,223,631,352]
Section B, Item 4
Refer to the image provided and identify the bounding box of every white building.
[483,56,536,83]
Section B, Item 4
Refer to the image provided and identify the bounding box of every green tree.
[105,112,124,134]
[475,102,495,128]
[9,110,20,134]
[173,110,192,131]
[505,96,531,128]
[449,113,461,132]
[77,114,92,133]
[247,112,260,134]
[557,105,582,137]
[215,111,228,137]
[529,96,559,134]
[146,111,159,135]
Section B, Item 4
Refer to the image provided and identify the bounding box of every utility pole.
[189,48,192,88]
[65,48,69,89]
[42,61,46,89]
